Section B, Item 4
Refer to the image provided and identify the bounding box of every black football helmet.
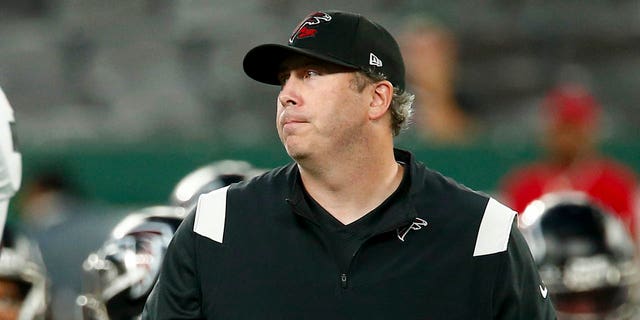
[76,206,186,320]
[169,159,265,211]
[0,227,49,320]
[77,160,264,320]
[519,191,640,319]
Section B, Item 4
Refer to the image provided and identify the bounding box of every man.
[143,10,555,319]
[500,83,638,238]
[0,86,21,242]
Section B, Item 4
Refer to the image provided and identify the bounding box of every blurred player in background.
[0,226,49,320]
[500,82,639,238]
[0,86,21,242]
[519,192,640,319]
[77,160,263,320]
[77,205,186,320]
[398,15,478,144]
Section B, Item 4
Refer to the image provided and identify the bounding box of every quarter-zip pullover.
[142,149,556,319]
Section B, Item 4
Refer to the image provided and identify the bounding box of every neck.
[298,142,403,225]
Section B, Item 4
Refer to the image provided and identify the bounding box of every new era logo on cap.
[369,53,382,67]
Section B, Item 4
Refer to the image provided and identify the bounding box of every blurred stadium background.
[1,0,639,211]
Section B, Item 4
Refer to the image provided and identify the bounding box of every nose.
[277,77,301,108]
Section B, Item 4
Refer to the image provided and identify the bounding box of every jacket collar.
[285,148,421,234]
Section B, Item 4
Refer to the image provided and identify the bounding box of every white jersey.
[0,86,22,240]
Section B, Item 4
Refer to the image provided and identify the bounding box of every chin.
[283,144,310,162]
[285,149,308,162]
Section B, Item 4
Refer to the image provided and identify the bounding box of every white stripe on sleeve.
[193,186,230,243]
[473,198,516,257]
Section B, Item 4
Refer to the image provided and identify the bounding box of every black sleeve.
[493,222,557,320]
[142,212,204,320]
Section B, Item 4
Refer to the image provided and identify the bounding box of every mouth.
[280,117,309,137]
[280,114,308,127]
[284,119,305,125]
[282,120,307,132]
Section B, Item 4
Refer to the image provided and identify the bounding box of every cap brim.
[243,44,358,86]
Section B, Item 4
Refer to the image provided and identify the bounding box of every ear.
[368,80,394,120]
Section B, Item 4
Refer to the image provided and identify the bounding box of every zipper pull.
[340,273,348,289]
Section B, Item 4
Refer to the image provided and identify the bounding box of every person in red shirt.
[500,82,639,237]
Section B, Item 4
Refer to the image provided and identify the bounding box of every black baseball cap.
[243,10,405,91]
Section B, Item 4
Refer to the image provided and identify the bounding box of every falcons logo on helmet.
[289,12,332,43]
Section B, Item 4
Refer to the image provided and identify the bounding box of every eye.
[304,69,319,79]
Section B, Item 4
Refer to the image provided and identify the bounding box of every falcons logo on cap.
[289,12,332,43]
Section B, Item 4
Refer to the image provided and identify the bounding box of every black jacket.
[143,149,556,319]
